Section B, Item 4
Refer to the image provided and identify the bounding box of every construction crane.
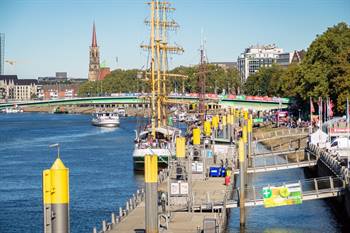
[5,60,16,65]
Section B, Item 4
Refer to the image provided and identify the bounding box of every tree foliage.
[78,65,241,96]
[243,22,350,115]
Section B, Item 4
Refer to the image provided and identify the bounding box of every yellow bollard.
[228,114,233,125]
[235,109,240,118]
[248,116,253,133]
[43,157,70,233]
[212,116,219,129]
[204,121,212,137]
[244,111,248,121]
[242,125,248,144]
[193,127,201,145]
[176,137,186,158]
[222,115,227,126]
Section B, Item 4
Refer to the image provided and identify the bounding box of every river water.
[0,113,345,232]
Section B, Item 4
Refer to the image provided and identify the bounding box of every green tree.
[300,22,350,113]
[243,64,283,96]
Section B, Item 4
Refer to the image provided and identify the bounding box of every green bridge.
[0,95,289,111]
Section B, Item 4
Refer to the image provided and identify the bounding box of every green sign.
[262,183,302,208]
[253,118,264,123]
[236,95,246,100]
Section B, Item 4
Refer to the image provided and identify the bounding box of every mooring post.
[222,115,227,139]
[43,145,70,233]
[111,213,115,224]
[145,154,159,233]
[248,115,253,167]
[102,220,107,232]
[242,113,248,185]
[239,138,246,227]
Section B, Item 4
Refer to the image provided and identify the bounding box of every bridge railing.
[253,127,309,142]
[250,150,316,169]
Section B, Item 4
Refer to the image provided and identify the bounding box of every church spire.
[92,22,97,47]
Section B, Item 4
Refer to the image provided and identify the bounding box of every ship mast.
[141,1,183,136]
[198,35,208,124]
[150,1,156,138]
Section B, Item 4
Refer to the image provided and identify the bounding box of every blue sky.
[0,0,349,79]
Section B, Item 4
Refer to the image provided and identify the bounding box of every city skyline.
[0,0,349,79]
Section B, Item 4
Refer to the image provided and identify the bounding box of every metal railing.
[92,168,169,233]
[253,128,308,142]
[232,151,318,174]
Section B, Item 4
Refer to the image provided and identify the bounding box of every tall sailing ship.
[133,0,184,171]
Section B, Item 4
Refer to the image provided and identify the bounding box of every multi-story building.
[14,79,38,100]
[276,52,292,67]
[0,75,38,100]
[0,33,4,75]
[237,44,284,82]
[41,84,80,100]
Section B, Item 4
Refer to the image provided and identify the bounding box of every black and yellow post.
[239,138,246,227]
[145,154,158,233]
[43,147,69,233]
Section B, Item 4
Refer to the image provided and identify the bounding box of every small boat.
[133,126,182,171]
[52,106,69,114]
[177,112,186,122]
[91,112,120,127]
[114,107,127,117]
[2,106,23,113]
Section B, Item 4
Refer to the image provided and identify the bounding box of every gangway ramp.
[226,176,344,208]
[191,176,344,210]
[234,152,318,174]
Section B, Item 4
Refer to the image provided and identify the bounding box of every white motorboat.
[114,107,127,117]
[91,112,120,127]
[133,126,182,171]
[177,112,186,122]
[3,106,24,113]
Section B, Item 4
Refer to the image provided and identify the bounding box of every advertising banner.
[262,183,302,208]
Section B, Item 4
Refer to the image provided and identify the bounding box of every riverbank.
[22,106,150,117]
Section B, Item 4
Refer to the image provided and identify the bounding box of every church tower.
[88,22,100,81]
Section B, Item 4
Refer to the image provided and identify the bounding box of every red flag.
[310,97,315,113]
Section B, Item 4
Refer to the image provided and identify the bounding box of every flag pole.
[310,96,313,133]
[347,97,350,169]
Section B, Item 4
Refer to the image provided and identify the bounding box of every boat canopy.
[138,126,181,140]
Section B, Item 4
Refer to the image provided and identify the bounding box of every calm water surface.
[0,113,346,233]
[0,113,143,233]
